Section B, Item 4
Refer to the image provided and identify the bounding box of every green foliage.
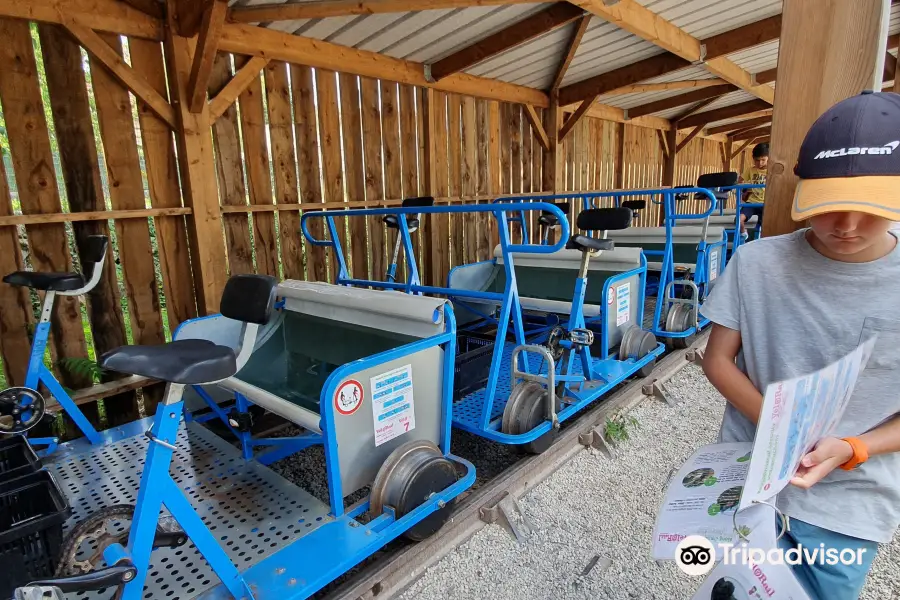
[59,357,106,384]
[605,414,640,445]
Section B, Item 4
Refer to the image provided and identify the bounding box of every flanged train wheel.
[664,303,697,350]
[502,381,561,455]
[620,325,659,378]
[369,440,459,542]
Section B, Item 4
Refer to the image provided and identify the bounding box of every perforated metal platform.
[48,421,333,600]
[452,342,592,430]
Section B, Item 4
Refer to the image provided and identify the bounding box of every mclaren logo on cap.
[814,141,900,159]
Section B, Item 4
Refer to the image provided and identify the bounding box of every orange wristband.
[839,437,869,471]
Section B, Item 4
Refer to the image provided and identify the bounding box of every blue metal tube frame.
[22,321,102,447]
[719,183,766,253]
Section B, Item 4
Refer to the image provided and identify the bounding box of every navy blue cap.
[792,91,900,221]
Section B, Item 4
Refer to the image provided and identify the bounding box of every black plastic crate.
[0,436,41,484]
[0,470,71,598]
[454,332,501,401]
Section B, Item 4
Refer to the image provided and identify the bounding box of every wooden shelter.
[0,0,893,437]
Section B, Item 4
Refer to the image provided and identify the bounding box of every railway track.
[323,332,710,600]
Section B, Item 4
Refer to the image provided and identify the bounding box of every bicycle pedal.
[568,329,594,347]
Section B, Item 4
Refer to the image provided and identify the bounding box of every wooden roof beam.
[558,52,691,105]
[731,125,771,141]
[673,96,720,123]
[884,51,897,83]
[626,83,733,119]
[705,113,773,135]
[523,104,550,150]
[551,14,591,91]
[604,78,726,96]
[64,19,176,128]
[559,95,597,141]
[730,137,755,159]
[0,0,163,40]
[218,23,549,107]
[701,15,782,60]
[677,99,770,129]
[209,56,270,121]
[675,125,703,153]
[427,3,585,81]
[229,0,541,23]
[754,68,777,85]
[187,0,228,113]
[570,0,775,104]
[120,0,164,19]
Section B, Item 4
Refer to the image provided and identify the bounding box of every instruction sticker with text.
[709,251,719,282]
[371,364,416,447]
[615,282,631,326]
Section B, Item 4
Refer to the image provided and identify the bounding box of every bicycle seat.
[3,271,85,292]
[538,202,570,227]
[383,215,421,231]
[566,235,614,252]
[621,200,646,212]
[100,339,237,385]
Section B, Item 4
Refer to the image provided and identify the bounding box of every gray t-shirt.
[700,229,900,543]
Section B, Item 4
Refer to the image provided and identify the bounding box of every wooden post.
[723,138,733,171]
[163,0,229,313]
[661,127,676,187]
[614,122,626,189]
[541,90,561,193]
[763,0,888,238]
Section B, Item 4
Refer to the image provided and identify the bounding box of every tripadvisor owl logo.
[675,535,716,576]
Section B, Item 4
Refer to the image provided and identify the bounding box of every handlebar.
[300,202,571,255]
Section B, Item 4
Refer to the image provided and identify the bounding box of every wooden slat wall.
[0,31,744,439]
[0,20,197,432]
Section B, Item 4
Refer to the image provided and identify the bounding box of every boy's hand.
[790,438,854,489]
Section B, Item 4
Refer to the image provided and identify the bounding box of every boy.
[700,91,900,600]
[739,143,769,239]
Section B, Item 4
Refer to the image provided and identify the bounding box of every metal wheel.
[56,505,137,600]
[369,440,459,542]
[621,325,659,378]
[502,381,560,455]
[0,387,45,434]
[664,303,697,350]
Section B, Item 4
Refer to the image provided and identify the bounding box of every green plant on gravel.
[605,415,640,445]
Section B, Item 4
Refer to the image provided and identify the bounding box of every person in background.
[738,143,769,240]
[700,91,900,600]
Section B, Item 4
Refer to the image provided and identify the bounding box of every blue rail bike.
[720,183,767,256]
[492,188,723,349]
[300,202,664,454]
[0,235,111,456]
[20,274,474,600]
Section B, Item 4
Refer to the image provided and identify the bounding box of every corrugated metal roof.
[226,0,899,122]
[726,39,779,74]
[640,0,782,39]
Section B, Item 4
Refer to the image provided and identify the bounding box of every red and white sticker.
[607,287,616,306]
[335,380,364,415]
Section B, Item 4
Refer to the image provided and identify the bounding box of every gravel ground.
[397,364,900,600]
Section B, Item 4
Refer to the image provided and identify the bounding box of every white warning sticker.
[371,364,416,447]
[615,282,631,326]
[709,251,719,281]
